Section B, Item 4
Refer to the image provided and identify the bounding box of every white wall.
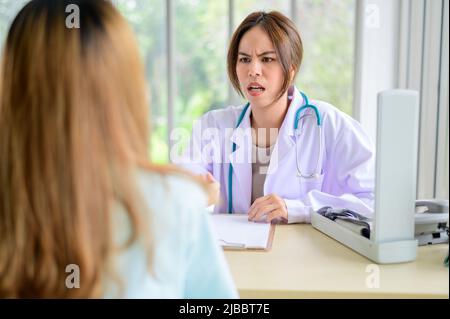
[353,0,400,141]
[353,0,449,199]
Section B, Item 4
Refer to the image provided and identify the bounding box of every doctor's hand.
[200,173,220,206]
[248,194,288,223]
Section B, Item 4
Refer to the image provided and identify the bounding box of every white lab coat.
[175,86,375,223]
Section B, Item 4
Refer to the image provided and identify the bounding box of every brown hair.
[0,0,204,298]
[227,11,303,102]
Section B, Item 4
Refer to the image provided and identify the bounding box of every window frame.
[354,0,449,199]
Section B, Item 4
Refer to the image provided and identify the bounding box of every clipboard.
[210,214,275,251]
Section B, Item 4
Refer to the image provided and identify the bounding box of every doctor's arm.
[284,117,375,224]
[248,194,289,223]
[249,115,375,224]
[173,114,221,206]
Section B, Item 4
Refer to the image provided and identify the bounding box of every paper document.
[210,214,273,250]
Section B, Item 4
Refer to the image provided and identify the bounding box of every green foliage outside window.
[0,0,355,164]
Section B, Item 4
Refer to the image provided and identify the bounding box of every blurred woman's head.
[227,11,303,108]
[0,0,150,297]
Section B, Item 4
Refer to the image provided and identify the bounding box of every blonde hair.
[0,0,202,298]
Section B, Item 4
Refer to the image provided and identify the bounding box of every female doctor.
[179,11,375,224]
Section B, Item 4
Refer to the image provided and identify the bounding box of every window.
[172,0,229,161]
[355,0,449,198]
[293,1,355,115]
[120,0,356,162]
[233,0,356,114]
[0,0,28,44]
[0,0,356,163]
[117,0,168,163]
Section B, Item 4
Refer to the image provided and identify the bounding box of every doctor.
[178,11,375,223]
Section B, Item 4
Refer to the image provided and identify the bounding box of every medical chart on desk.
[210,214,273,250]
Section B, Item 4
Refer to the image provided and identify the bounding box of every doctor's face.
[236,26,285,108]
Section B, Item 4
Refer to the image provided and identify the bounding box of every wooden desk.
[224,224,449,298]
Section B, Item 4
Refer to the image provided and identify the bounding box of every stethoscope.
[227,91,322,213]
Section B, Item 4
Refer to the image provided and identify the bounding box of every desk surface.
[224,224,449,298]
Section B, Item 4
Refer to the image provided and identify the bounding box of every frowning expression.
[236,26,285,108]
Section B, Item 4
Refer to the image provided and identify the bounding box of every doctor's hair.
[227,11,303,101]
[0,0,206,298]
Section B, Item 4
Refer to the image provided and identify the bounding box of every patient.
[0,0,237,298]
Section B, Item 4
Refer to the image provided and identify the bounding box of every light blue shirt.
[103,170,238,298]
